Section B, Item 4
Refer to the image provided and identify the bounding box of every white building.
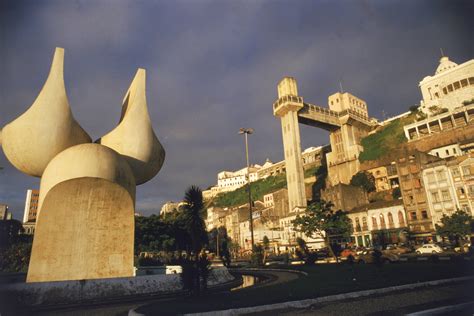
[419,56,474,115]
[422,162,458,231]
[350,200,408,247]
[23,189,39,223]
[428,143,463,159]
[217,165,260,191]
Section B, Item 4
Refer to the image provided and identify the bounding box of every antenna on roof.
[339,80,344,93]
[440,48,445,57]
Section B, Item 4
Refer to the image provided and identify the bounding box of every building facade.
[23,189,39,223]
[419,56,474,115]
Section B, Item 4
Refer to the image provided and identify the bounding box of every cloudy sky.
[1,0,473,219]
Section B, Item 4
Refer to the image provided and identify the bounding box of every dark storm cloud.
[1,0,473,219]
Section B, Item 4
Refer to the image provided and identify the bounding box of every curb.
[183,275,474,316]
[229,268,309,276]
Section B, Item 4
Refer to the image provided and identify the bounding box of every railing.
[273,95,303,110]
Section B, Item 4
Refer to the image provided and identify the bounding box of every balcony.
[273,95,304,117]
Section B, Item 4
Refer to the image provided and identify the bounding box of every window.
[469,185,474,195]
[379,214,386,229]
[448,85,453,92]
[431,191,440,202]
[355,218,361,232]
[462,204,470,213]
[411,212,417,220]
[421,210,428,219]
[388,212,394,225]
[446,149,449,155]
[398,211,405,226]
[451,167,460,177]
[463,166,471,176]
[426,172,435,183]
[372,216,378,230]
[443,87,447,95]
[453,81,461,90]
[461,79,468,87]
[362,217,368,230]
[469,77,474,85]
[436,170,446,181]
[441,190,450,201]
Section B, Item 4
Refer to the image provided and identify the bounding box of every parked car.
[385,244,411,255]
[316,247,330,259]
[355,249,399,264]
[415,244,443,254]
[340,248,357,259]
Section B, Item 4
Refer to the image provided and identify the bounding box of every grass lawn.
[135,261,474,314]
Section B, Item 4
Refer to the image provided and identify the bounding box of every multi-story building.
[418,55,474,115]
[0,204,12,220]
[160,201,186,217]
[422,160,458,230]
[397,151,441,240]
[348,200,407,247]
[404,104,474,141]
[450,155,474,217]
[428,143,463,159]
[217,165,260,191]
[321,183,368,211]
[23,189,39,223]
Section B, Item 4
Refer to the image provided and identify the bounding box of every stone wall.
[0,267,234,307]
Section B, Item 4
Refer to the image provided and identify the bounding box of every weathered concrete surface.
[28,177,135,282]
[98,69,165,185]
[0,47,91,177]
[37,143,136,214]
[1,267,234,307]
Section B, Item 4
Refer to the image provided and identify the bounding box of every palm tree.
[183,185,208,260]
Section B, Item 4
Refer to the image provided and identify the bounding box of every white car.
[415,244,443,254]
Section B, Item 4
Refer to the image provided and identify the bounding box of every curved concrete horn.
[97,68,165,185]
[1,47,91,177]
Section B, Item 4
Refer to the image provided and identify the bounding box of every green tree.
[0,220,32,272]
[183,185,208,259]
[292,200,353,262]
[182,185,209,295]
[392,187,401,199]
[350,171,376,193]
[262,235,270,264]
[435,210,472,248]
[208,226,231,266]
[409,105,419,113]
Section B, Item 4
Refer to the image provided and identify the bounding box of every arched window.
[388,212,394,228]
[362,217,368,230]
[372,216,378,230]
[379,214,386,229]
[355,217,361,232]
[398,211,405,226]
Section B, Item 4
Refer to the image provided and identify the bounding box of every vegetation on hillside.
[212,166,321,208]
[359,114,415,162]
[213,173,287,207]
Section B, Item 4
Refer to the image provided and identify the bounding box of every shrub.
[251,244,264,266]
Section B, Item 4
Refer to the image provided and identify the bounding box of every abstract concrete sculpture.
[1,48,165,282]
[1,48,91,177]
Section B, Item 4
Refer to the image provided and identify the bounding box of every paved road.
[267,281,474,316]
[31,270,298,315]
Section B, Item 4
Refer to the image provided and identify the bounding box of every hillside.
[359,113,416,162]
[211,166,320,208]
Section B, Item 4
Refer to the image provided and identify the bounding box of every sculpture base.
[27,178,135,283]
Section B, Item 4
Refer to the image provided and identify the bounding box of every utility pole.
[239,128,255,250]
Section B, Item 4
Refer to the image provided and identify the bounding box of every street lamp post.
[239,127,255,250]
